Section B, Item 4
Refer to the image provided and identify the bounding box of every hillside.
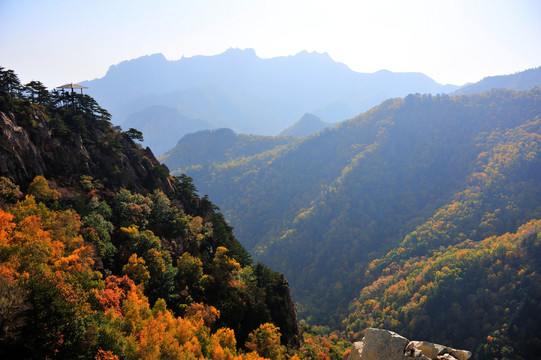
[452,66,541,95]
[81,49,457,138]
[278,113,333,137]
[161,128,300,174]
[0,68,302,359]
[166,88,541,335]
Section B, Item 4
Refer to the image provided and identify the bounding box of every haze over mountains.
[2,50,541,358]
[81,48,459,153]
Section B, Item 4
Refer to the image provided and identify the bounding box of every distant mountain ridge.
[80,49,458,146]
[452,66,541,95]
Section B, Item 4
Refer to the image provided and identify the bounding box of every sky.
[1,0,540,88]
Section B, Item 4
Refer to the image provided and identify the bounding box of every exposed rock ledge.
[350,328,471,360]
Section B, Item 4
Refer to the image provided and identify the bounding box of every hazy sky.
[1,0,540,88]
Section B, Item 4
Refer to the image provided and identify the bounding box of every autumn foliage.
[0,176,303,359]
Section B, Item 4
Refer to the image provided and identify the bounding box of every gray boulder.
[351,328,409,360]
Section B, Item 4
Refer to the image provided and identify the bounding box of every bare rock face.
[350,328,471,360]
[0,110,173,194]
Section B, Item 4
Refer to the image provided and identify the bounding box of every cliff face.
[273,275,302,348]
[0,108,172,193]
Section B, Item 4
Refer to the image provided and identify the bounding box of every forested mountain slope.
[0,68,301,359]
[167,89,541,329]
[161,128,299,174]
[343,115,541,358]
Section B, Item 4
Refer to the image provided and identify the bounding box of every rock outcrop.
[350,328,471,360]
[350,328,409,360]
[0,109,173,193]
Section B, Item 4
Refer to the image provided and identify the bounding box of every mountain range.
[2,56,541,359]
[81,48,458,153]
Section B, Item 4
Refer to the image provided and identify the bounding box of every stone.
[437,355,457,360]
[355,328,409,360]
[409,341,446,359]
[448,349,471,360]
[350,341,364,360]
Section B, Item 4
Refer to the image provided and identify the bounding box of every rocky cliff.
[350,328,471,360]
[0,108,172,193]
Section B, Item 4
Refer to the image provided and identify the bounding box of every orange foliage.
[185,302,220,327]
[95,349,119,360]
[0,209,15,241]
[0,177,284,360]
[94,275,136,316]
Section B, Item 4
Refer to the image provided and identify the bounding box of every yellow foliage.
[122,253,150,286]
[210,328,237,360]
[27,175,60,202]
[185,302,220,327]
[245,323,286,360]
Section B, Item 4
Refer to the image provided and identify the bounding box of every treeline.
[0,67,143,144]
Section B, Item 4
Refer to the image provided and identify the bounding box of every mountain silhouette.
[81,48,458,141]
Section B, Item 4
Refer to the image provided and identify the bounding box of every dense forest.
[164,87,541,357]
[161,128,299,173]
[0,68,361,360]
[345,219,541,359]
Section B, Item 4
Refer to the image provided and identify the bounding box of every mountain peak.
[221,47,258,58]
[295,50,333,62]
[278,113,331,137]
[106,53,167,75]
